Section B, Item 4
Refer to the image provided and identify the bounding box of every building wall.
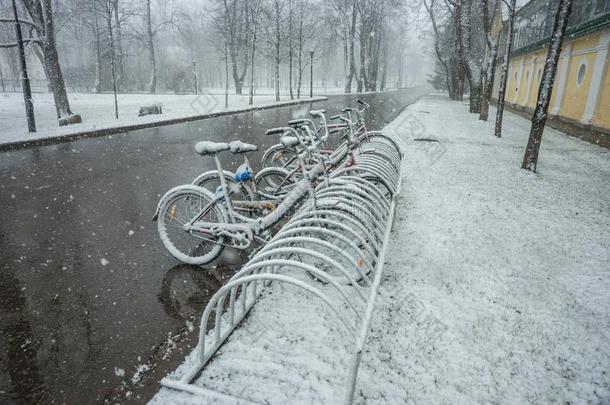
[594,57,610,129]
[494,27,610,134]
[559,33,600,121]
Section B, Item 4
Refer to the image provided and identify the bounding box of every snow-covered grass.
[149,95,610,404]
[0,89,326,146]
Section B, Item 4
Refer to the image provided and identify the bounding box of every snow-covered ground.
[149,95,610,404]
[0,89,327,146]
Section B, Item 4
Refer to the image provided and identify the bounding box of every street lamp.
[192,60,198,95]
[309,50,314,98]
[11,0,35,132]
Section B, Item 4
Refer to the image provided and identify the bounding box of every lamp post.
[11,0,36,132]
[0,63,5,93]
[309,50,314,98]
[192,60,198,95]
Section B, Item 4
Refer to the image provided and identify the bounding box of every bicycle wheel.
[192,170,254,202]
[157,188,227,265]
[261,144,298,169]
[254,167,299,199]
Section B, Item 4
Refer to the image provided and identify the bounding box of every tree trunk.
[248,4,259,105]
[357,18,366,93]
[380,39,387,91]
[288,1,294,100]
[0,62,4,92]
[395,27,405,88]
[224,41,229,108]
[479,0,498,121]
[424,0,453,99]
[273,0,281,101]
[494,0,517,138]
[145,0,156,93]
[40,0,72,118]
[479,38,498,121]
[344,0,358,93]
[105,8,119,119]
[468,76,482,114]
[522,0,573,172]
[92,10,102,93]
[112,0,124,89]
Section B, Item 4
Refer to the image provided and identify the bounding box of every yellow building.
[493,0,610,148]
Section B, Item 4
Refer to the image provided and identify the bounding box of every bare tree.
[15,0,78,121]
[144,0,156,93]
[110,0,124,88]
[479,0,499,121]
[287,0,294,99]
[494,0,517,138]
[92,4,103,93]
[357,0,385,92]
[522,0,573,172]
[102,0,119,117]
[272,0,285,101]
[127,0,175,93]
[215,0,250,94]
[247,0,263,105]
[295,0,314,98]
[459,0,483,113]
[334,0,358,93]
[423,0,453,96]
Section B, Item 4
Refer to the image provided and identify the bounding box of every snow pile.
[150,95,610,404]
[0,91,325,146]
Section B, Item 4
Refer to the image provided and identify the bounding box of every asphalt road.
[0,89,425,404]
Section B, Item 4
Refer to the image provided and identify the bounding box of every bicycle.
[153,137,321,265]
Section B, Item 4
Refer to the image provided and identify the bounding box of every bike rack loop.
[160,144,402,404]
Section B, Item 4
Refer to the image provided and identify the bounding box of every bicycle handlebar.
[266,127,291,136]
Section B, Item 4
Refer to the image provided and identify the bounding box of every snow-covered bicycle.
[152,136,322,265]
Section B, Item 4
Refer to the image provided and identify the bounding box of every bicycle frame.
[183,145,322,248]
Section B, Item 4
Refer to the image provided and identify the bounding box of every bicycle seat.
[309,109,327,116]
[229,141,258,154]
[194,141,230,156]
[266,127,291,136]
[280,136,300,148]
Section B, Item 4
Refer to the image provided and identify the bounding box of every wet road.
[0,89,425,404]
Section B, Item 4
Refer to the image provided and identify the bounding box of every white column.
[512,58,526,104]
[551,42,573,116]
[581,31,610,125]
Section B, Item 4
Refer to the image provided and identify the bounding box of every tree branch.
[0,38,42,48]
[0,17,40,29]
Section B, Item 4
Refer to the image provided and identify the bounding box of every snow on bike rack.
[158,144,402,404]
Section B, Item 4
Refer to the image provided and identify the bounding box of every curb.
[0,97,328,152]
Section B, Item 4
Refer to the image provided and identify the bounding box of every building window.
[537,68,543,83]
[577,62,587,86]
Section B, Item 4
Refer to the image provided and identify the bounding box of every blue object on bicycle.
[234,162,253,183]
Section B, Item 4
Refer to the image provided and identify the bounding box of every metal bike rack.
[159,138,402,404]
